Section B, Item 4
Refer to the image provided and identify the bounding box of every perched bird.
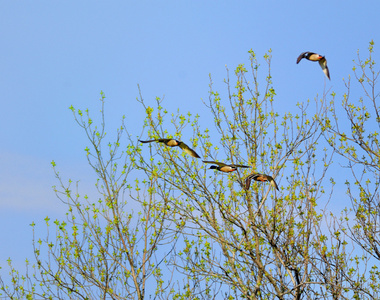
[239,173,279,191]
[203,161,250,173]
[139,138,200,158]
[296,51,330,80]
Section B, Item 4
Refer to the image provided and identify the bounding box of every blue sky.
[0,0,379,279]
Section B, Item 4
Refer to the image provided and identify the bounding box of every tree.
[320,40,380,299]
[1,44,379,299]
[0,95,183,300]
[135,50,336,300]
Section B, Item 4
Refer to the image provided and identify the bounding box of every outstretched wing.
[296,52,308,64]
[139,138,180,146]
[267,176,279,191]
[202,160,226,167]
[231,164,251,169]
[139,139,159,143]
[238,178,250,190]
[238,173,258,190]
[243,174,254,190]
[179,142,201,158]
[319,57,330,80]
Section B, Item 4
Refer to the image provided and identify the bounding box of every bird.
[296,51,330,80]
[139,138,200,158]
[238,173,279,191]
[203,161,250,173]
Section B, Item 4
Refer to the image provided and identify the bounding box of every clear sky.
[0,1,379,278]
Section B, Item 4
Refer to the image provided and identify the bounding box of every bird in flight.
[296,51,330,80]
[238,173,279,191]
[203,161,251,173]
[139,138,200,158]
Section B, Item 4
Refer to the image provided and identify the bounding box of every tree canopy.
[1,42,379,300]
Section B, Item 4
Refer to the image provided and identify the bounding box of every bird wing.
[179,142,201,158]
[243,174,255,190]
[319,58,330,80]
[238,177,250,190]
[202,160,226,167]
[139,139,158,143]
[267,176,279,191]
[231,164,251,168]
[157,138,171,142]
[296,52,308,64]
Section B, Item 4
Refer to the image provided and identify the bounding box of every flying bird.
[296,51,330,80]
[139,138,200,158]
[203,161,250,173]
[239,173,279,191]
